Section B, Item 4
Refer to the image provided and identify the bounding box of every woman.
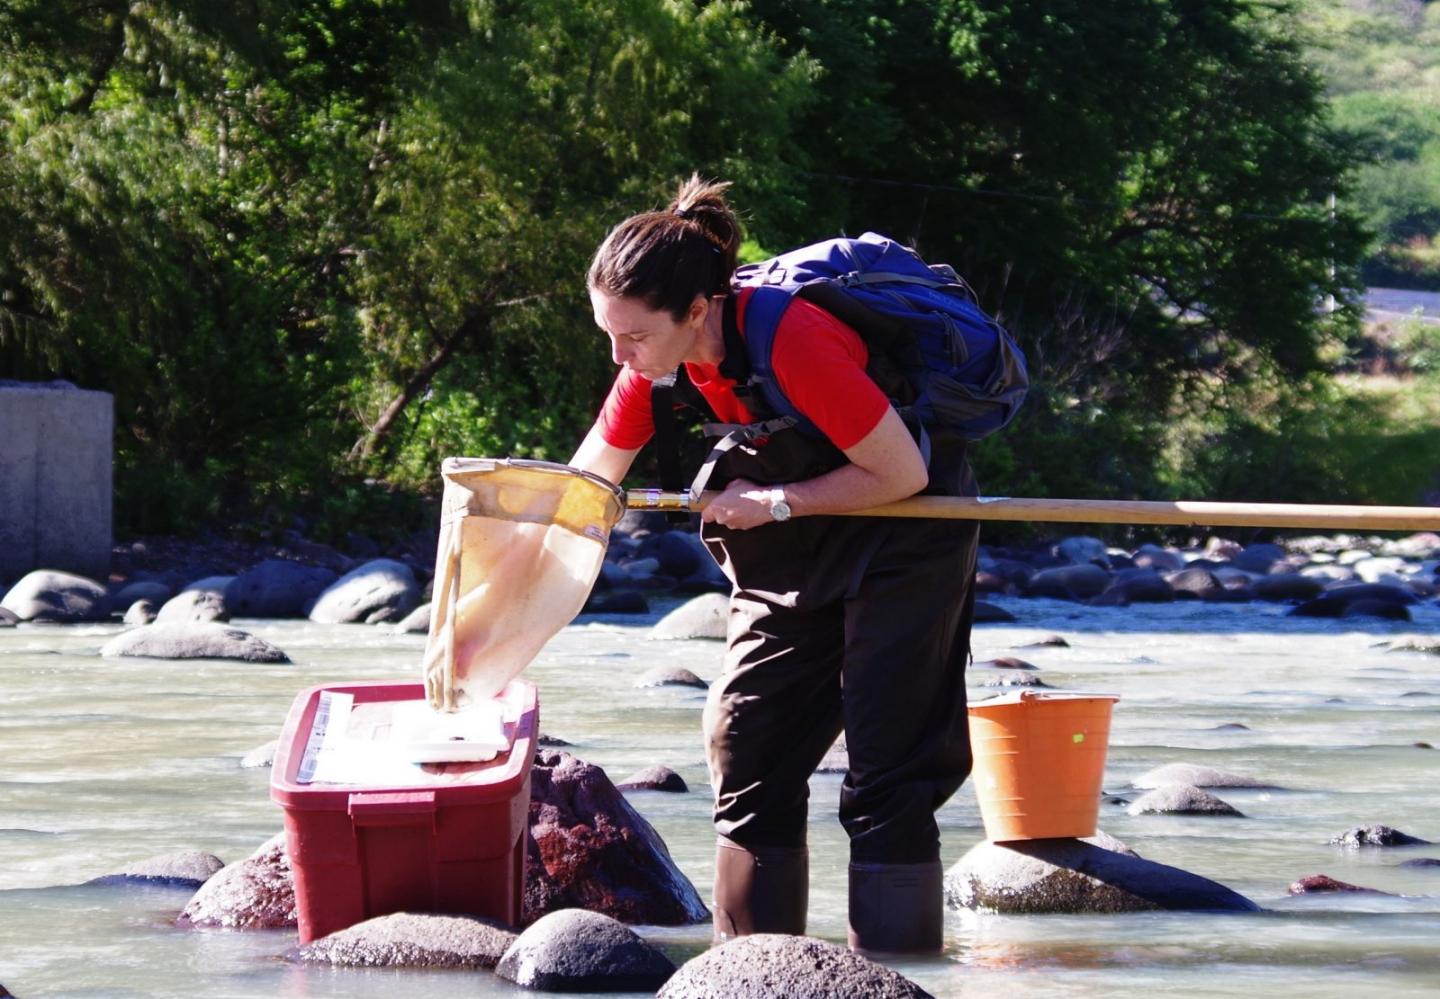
[570,176,979,953]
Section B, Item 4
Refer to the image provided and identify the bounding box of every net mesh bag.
[423,457,626,711]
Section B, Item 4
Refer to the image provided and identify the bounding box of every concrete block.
[0,381,113,582]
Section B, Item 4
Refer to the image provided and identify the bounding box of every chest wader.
[657,300,981,953]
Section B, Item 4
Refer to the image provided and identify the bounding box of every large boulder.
[87,850,225,888]
[227,559,338,618]
[496,909,675,992]
[1132,545,1185,572]
[308,558,420,624]
[525,751,709,926]
[177,833,296,929]
[290,912,517,969]
[944,835,1259,914]
[657,934,932,999]
[1026,564,1111,600]
[0,570,110,622]
[1131,763,1279,790]
[0,607,17,627]
[123,599,158,626]
[1053,536,1107,565]
[1165,567,1225,599]
[650,592,729,640]
[100,623,292,663]
[1249,574,1325,602]
[1102,569,1175,603]
[1229,543,1285,574]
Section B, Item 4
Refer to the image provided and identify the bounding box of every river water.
[2,595,1438,998]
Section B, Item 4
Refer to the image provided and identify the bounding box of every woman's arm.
[700,406,926,530]
[569,421,642,487]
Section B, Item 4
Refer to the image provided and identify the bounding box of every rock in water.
[1288,874,1390,895]
[650,592,729,640]
[87,851,225,889]
[0,570,110,622]
[634,666,709,689]
[525,751,708,926]
[1328,825,1432,847]
[392,601,431,634]
[100,623,291,663]
[227,560,339,618]
[496,909,675,992]
[1126,785,1245,817]
[290,912,517,968]
[658,934,933,999]
[155,586,230,624]
[308,558,420,624]
[945,835,1259,914]
[973,600,1017,623]
[177,833,296,929]
[616,766,689,792]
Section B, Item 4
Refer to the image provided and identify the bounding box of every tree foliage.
[0,1,1387,535]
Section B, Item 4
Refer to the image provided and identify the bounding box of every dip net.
[423,457,626,711]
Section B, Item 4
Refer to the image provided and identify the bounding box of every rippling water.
[1,595,1437,997]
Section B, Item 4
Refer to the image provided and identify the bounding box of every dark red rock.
[177,833,296,929]
[525,751,709,926]
[1288,874,1391,895]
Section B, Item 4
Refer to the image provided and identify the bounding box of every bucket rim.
[969,689,1120,709]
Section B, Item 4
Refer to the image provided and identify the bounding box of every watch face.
[770,499,792,522]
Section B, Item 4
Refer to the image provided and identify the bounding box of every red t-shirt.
[597,288,890,451]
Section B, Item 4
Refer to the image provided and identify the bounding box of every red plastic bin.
[270,679,538,943]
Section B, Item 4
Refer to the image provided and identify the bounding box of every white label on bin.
[297,691,352,784]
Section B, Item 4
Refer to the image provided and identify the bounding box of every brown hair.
[587,174,742,320]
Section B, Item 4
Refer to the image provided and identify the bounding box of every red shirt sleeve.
[759,295,890,450]
[596,367,655,450]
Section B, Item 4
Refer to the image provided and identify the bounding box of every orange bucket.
[968,690,1120,841]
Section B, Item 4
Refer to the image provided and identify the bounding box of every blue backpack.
[731,231,1028,451]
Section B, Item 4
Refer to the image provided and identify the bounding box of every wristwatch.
[768,488,792,522]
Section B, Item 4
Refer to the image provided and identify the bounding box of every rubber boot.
[712,838,808,942]
[846,860,945,954]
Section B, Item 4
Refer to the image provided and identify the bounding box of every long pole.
[624,490,1440,532]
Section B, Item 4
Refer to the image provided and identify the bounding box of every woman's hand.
[701,478,784,530]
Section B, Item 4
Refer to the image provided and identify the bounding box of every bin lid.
[970,689,1120,709]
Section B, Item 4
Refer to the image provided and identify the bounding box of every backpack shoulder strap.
[735,285,812,431]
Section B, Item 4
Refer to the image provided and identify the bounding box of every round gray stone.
[1054,536,1108,565]
[635,666,709,689]
[650,592,729,640]
[616,766,688,793]
[1132,763,1279,790]
[1126,784,1245,817]
[657,934,932,999]
[0,607,17,627]
[88,850,225,888]
[1027,563,1112,599]
[973,600,1017,622]
[123,599,158,626]
[496,908,675,992]
[101,623,291,663]
[290,912,517,968]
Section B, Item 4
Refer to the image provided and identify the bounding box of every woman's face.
[590,289,703,381]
